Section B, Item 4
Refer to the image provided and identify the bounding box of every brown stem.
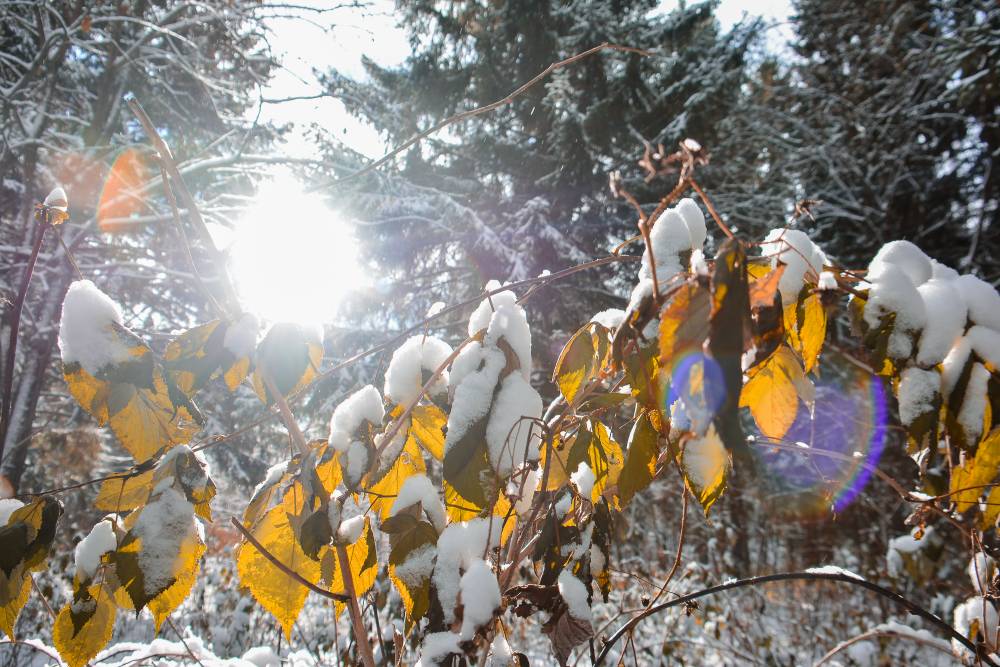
[689,178,735,241]
[336,543,377,667]
[261,372,308,456]
[231,518,348,602]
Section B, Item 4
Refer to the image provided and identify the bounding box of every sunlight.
[231,172,364,324]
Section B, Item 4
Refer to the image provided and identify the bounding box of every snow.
[75,518,117,581]
[44,186,68,209]
[0,498,24,525]
[590,544,606,579]
[868,240,932,286]
[676,197,707,250]
[393,544,436,586]
[817,271,837,291]
[941,336,972,397]
[328,385,384,451]
[968,325,1000,368]
[416,632,460,667]
[689,248,709,276]
[223,313,260,358]
[897,366,940,426]
[59,279,131,375]
[956,274,1000,330]
[760,228,826,305]
[640,208,689,283]
[329,492,364,544]
[132,486,197,596]
[446,347,505,454]
[384,335,453,406]
[557,570,592,624]
[469,281,518,337]
[390,473,446,533]
[591,308,625,330]
[554,493,572,520]
[434,518,502,624]
[683,426,729,488]
[458,559,501,640]
[486,632,514,667]
[805,565,864,580]
[915,278,966,366]
[482,300,533,380]
[252,461,287,498]
[510,468,540,515]
[241,646,281,667]
[957,363,990,443]
[485,373,543,477]
[953,596,999,653]
[343,441,371,487]
[931,259,960,281]
[863,263,927,359]
[969,553,995,595]
[886,527,934,578]
[571,462,595,500]
[449,341,486,394]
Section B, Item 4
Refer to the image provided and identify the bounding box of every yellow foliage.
[0,574,29,640]
[329,520,378,617]
[93,470,154,513]
[951,428,1000,512]
[739,345,813,442]
[784,292,827,374]
[411,405,447,460]
[53,586,116,667]
[681,425,730,514]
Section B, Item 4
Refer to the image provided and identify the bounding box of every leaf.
[0,572,29,640]
[658,282,711,368]
[553,323,610,405]
[749,264,786,309]
[411,404,447,459]
[365,432,426,520]
[623,340,660,411]
[443,409,497,510]
[740,345,811,442]
[708,239,750,454]
[385,511,436,625]
[163,316,256,396]
[329,520,378,617]
[146,537,205,632]
[9,497,63,571]
[543,422,623,505]
[53,585,116,667]
[681,426,730,514]
[784,290,827,374]
[252,323,323,403]
[237,504,320,640]
[94,469,155,513]
[950,427,1000,512]
[618,411,660,506]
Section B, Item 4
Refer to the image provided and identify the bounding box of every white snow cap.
[862,263,927,360]
[433,518,503,625]
[390,473,446,533]
[969,552,996,595]
[384,335,453,406]
[59,280,131,375]
[571,462,596,500]
[957,363,990,444]
[591,308,625,330]
[74,517,117,581]
[868,240,932,286]
[914,278,966,366]
[968,325,1000,369]
[223,313,260,358]
[760,228,827,305]
[458,559,501,640]
[485,373,543,478]
[818,271,838,291]
[897,367,940,427]
[639,199,706,285]
[241,646,281,667]
[446,347,506,455]
[557,570,592,624]
[329,491,365,544]
[416,632,460,667]
[956,274,1000,331]
[953,596,999,654]
[328,385,384,452]
[132,487,198,596]
[486,631,514,667]
[0,499,24,526]
[44,186,68,209]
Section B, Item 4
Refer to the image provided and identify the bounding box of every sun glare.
[231,173,364,325]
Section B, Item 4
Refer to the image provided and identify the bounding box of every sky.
[257,0,793,161]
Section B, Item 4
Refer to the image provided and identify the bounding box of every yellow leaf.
[53,585,116,667]
[444,481,483,523]
[94,470,154,513]
[784,291,827,373]
[147,536,206,632]
[618,411,660,506]
[237,504,320,640]
[329,520,378,617]
[251,323,323,403]
[411,405,447,460]
[553,323,602,405]
[0,573,30,640]
[739,346,809,441]
[951,427,1000,512]
[366,434,426,520]
[681,426,730,514]
[659,282,710,369]
[163,317,255,396]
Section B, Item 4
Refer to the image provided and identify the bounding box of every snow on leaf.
[251,322,323,403]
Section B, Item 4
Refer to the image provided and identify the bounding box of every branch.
[814,625,955,666]
[314,42,652,189]
[594,571,995,666]
[230,518,348,602]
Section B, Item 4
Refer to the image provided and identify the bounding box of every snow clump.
[59,280,131,375]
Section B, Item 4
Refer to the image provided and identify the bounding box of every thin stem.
[594,571,995,666]
[336,543,377,667]
[689,178,735,241]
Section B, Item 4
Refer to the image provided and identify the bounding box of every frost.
[956,274,1000,330]
[0,498,24,525]
[591,308,625,330]
[384,335,453,406]
[485,373,543,478]
[328,385,384,452]
[570,462,595,500]
[132,487,197,596]
[58,280,131,375]
[760,228,826,305]
[914,278,965,366]
[805,565,863,580]
[863,263,927,359]
[868,240,931,286]
[897,366,940,426]
[458,559,501,640]
[223,313,260,358]
[433,518,502,625]
[557,570,592,624]
[75,517,117,580]
[390,473,446,532]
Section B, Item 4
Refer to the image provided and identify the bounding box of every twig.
[336,544,377,667]
[689,178,735,241]
[166,617,206,667]
[231,518,348,603]
[314,42,652,190]
[594,571,996,666]
[814,625,955,666]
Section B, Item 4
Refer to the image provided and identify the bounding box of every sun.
[230,172,365,325]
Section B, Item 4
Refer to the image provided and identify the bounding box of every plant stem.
[337,544,377,667]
